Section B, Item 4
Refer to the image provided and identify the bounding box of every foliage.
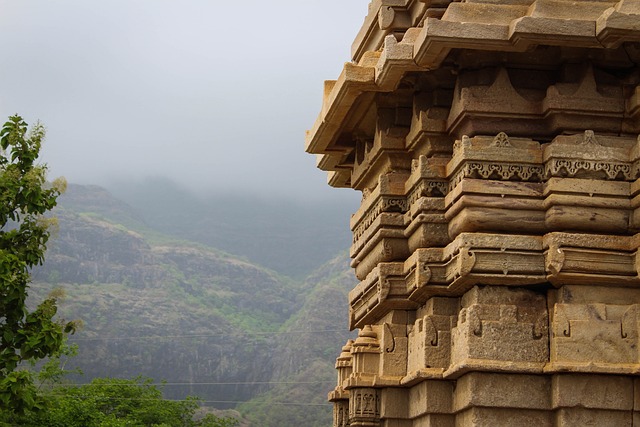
[31,337,82,390]
[0,115,70,415]
[2,376,239,427]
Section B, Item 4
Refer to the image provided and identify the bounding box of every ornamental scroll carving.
[492,132,512,147]
[407,180,448,206]
[544,159,631,180]
[449,162,544,191]
[424,315,439,346]
[543,130,637,180]
[383,323,396,353]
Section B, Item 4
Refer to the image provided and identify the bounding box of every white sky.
[0,0,370,198]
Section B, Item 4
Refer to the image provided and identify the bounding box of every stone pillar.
[310,1,640,426]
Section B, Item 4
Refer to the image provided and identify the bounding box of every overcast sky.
[0,1,369,199]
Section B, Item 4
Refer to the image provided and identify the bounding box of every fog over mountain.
[0,0,369,199]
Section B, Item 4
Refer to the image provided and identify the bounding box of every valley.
[29,182,359,426]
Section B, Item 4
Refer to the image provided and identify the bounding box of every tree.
[5,377,239,427]
[0,115,71,415]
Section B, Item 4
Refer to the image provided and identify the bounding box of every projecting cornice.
[351,0,433,63]
[306,0,640,188]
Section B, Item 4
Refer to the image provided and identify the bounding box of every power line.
[44,394,332,407]
[68,329,350,341]
[50,381,334,387]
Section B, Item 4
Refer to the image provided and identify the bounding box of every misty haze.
[0,1,369,425]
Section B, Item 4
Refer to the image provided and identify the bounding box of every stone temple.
[306,0,640,426]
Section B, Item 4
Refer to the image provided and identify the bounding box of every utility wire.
[44,394,332,407]
[68,329,350,341]
[50,381,334,387]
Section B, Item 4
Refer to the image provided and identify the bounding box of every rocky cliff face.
[29,183,357,423]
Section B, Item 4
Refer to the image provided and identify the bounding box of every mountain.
[104,177,359,279]
[238,255,357,426]
[29,182,358,425]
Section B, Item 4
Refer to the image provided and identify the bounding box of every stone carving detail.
[452,135,472,153]
[407,180,448,206]
[349,388,380,423]
[544,159,631,180]
[383,323,396,353]
[467,306,482,337]
[425,315,438,346]
[334,401,350,427]
[580,130,598,146]
[492,132,512,147]
[449,162,544,190]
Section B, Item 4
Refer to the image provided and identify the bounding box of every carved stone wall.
[307,0,640,426]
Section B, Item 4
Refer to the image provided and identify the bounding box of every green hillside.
[29,183,358,425]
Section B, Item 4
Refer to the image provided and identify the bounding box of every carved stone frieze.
[350,172,411,279]
[448,162,545,190]
[352,198,408,245]
[543,131,636,181]
[544,159,631,180]
[448,133,543,175]
[404,155,450,252]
